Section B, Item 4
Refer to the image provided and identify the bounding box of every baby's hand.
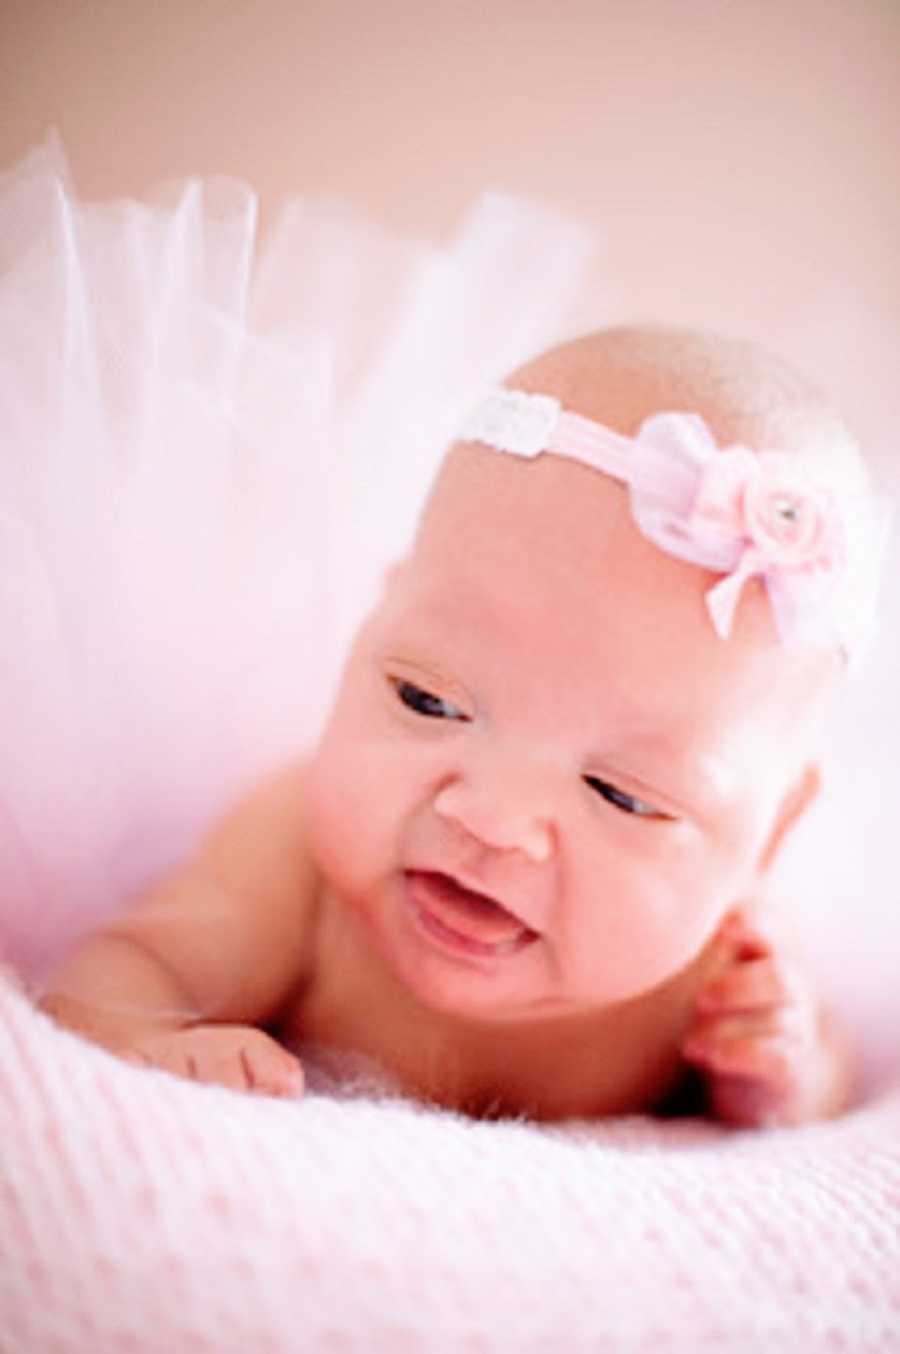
[681,912,848,1127]
[124,1023,304,1098]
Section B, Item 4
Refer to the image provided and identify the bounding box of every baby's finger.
[706,1068,793,1128]
[685,999,813,1055]
[137,1034,212,1083]
[696,955,797,1014]
[237,1038,305,1097]
[682,1028,796,1084]
[717,910,778,962]
[185,1029,303,1097]
[188,1043,249,1091]
[131,1025,304,1097]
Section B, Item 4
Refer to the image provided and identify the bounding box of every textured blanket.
[1,971,897,1353]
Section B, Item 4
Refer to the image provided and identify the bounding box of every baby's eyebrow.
[419,585,506,632]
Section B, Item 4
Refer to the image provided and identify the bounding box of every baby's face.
[305,444,822,1024]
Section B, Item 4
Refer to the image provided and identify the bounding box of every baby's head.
[306,327,880,1023]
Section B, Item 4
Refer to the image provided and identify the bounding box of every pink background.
[2,0,899,463]
[1,0,898,1076]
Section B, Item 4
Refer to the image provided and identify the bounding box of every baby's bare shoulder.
[199,759,315,893]
[105,759,322,1022]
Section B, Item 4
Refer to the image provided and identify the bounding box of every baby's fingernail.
[719,918,754,946]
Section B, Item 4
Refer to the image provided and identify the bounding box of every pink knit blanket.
[1,970,898,1352]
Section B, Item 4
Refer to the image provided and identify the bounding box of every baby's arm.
[40,764,315,1096]
[680,910,852,1127]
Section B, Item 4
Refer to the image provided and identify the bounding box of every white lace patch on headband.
[461,387,890,662]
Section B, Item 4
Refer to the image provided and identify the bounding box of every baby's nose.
[432,769,555,864]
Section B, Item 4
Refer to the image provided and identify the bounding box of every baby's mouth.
[404,870,538,958]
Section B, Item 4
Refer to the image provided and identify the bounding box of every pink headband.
[462,387,889,661]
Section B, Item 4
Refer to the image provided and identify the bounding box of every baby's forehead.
[412,445,768,677]
[418,435,633,584]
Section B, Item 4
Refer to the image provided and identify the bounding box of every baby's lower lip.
[404,870,537,960]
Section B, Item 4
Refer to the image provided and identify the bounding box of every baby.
[41,325,882,1126]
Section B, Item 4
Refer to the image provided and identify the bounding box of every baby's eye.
[393,679,468,721]
[583,775,668,820]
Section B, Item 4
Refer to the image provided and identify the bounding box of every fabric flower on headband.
[461,388,889,662]
[626,413,845,647]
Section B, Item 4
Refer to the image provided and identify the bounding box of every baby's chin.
[369,892,560,1023]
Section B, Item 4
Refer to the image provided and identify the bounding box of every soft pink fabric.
[1,970,898,1353]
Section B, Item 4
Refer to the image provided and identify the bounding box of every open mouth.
[404,869,538,959]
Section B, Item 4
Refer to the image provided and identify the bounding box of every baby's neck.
[284,887,715,1121]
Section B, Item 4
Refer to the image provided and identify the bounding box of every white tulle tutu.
[0,137,588,976]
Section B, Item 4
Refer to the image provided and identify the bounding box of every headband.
[461,387,889,661]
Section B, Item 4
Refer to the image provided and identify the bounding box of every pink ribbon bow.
[628,414,845,645]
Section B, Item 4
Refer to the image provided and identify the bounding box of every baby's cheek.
[304,733,406,896]
[303,739,369,885]
[573,846,730,1001]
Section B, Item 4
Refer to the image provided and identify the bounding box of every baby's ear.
[757,763,822,874]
